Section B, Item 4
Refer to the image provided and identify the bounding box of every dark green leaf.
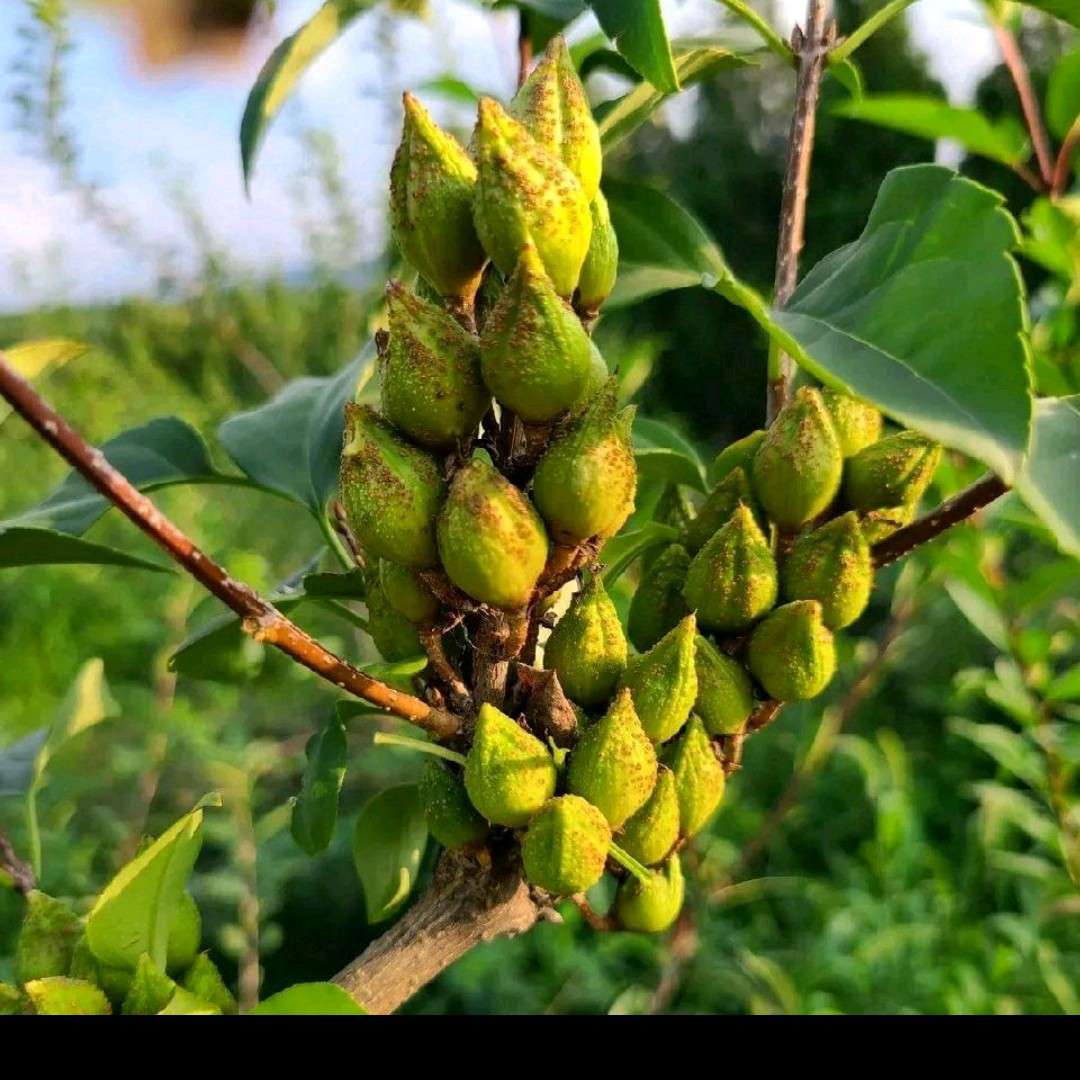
[302,568,366,598]
[600,522,680,584]
[250,982,366,1015]
[1046,48,1080,140]
[587,0,679,93]
[0,527,170,573]
[291,716,348,856]
[352,784,427,924]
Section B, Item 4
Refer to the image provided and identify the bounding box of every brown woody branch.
[0,352,458,740]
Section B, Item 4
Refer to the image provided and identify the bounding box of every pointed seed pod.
[782,511,872,629]
[379,559,439,624]
[123,955,178,1015]
[15,892,82,986]
[521,795,611,896]
[464,703,557,826]
[682,503,778,633]
[166,892,201,974]
[544,576,627,708]
[567,688,657,828]
[511,35,602,199]
[479,244,596,421]
[619,613,698,744]
[708,429,766,487]
[667,715,725,838]
[617,765,679,866]
[182,954,238,1016]
[473,97,592,297]
[581,341,610,405]
[822,388,883,458]
[860,503,916,544]
[752,386,843,529]
[532,380,637,543]
[682,466,760,555]
[576,190,619,313]
[695,636,755,736]
[615,854,684,934]
[437,454,549,609]
[340,405,445,568]
[844,431,942,516]
[389,92,486,301]
[366,580,423,661]
[627,543,691,653]
[420,761,488,849]
[381,282,488,449]
[748,600,836,702]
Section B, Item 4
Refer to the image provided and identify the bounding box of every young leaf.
[587,0,679,93]
[600,521,681,584]
[291,715,349,856]
[23,977,111,1015]
[352,784,428,924]
[250,982,366,1015]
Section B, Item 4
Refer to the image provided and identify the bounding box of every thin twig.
[0,829,35,896]
[1052,117,1080,198]
[993,22,1055,187]
[0,352,457,739]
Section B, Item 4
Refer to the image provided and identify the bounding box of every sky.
[0,0,1000,313]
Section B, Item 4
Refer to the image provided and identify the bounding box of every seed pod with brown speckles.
[576,190,619,314]
[695,636,754,736]
[619,613,698,744]
[615,853,684,933]
[782,511,872,629]
[843,431,942,522]
[627,543,691,653]
[822,388,883,458]
[420,761,488,849]
[617,765,679,866]
[366,580,423,661]
[748,600,836,702]
[667,715,725,838]
[522,795,611,895]
[682,466,760,555]
[379,559,439,624]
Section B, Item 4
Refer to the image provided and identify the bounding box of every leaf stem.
[992,20,1055,187]
[372,731,467,767]
[829,0,918,65]
[608,841,652,885]
[320,508,354,571]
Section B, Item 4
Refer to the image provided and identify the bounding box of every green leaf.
[1020,197,1080,283]
[0,527,170,573]
[834,95,1030,166]
[1047,663,1080,703]
[291,715,348,856]
[86,803,209,971]
[1014,395,1080,559]
[218,347,373,517]
[0,339,89,424]
[352,784,427,924]
[250,982,366,1015]
[949,719,1049,792]
[157,986,221,1015]
[23,977,111,1015]
[417,75,481,105]
[1018,1,1080,29]
[600,521,680,584]
[632,416,706,492]
[122,954,178,1015]
[587,0,679,93]
[597,44,753,153]
[182,953,238,1015]
[944,579,1010,652]
[240,0,375,189]
[1046,48,1080,140]
[827,57,864,99]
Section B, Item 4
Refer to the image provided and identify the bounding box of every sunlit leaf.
[352,784,427,924]
[250,982,366,1015]
[587,0,678,93]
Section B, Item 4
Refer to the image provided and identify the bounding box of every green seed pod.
[166,892,201,975]
[822,388,883,458]
[844,431,942,517]
[437,454,549,609]
[544,576,627,708]
[473,97,592,297]
[366,580,423,661]
[668,715,725,838]
[340,404,445,568]
[682,503,778,633]
[381,281,488,450]
[752,386,843,529]
[682,466,759,555]
[379,559,439,624]
[0,983,28,1016]
[576,190,619,313]
[420,760,488,849]
[627,543,691,653]
[567,688,657,828]
[617,765,679,866]
[860,504,916,544]
[581,340,610,405]
[782,511,872,630]
[464,703,557,826]
[479,244,596,422]
[532,381,637,543]
[123,954,177,1016]
[511,35,602,200]
[474,263,505,334]
[695,636,754,736]
[619,613,698,744]
[182,954,238,1016]
[521,795,611,896]
[15,892,82,986]
[708,429,766,487]
[616,854,684,934]
[389,92,486,302]
[747,600,836,702]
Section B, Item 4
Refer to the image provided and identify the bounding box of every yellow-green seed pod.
[474,262,505,334]
[182,954,238,1016]
[532,380,637,543]
[822,388,883,458]
[682,503,778,633]
[844,431,942,518]
[511,35,602,200]
[479,244,596,422]
[616,854,684,933]
[667,715,725,838]
[567,688,657,828]
[381,281,488,450]
[752,387,843,529]
[465,703,557,826]
[695,636,754,736]
[420,761,488,849]
[340,404,445,568]
[366,580,423,661]
[165,892,201,975]
[682,466,760,555]
[473,97,592,297]
[782,511,872,630]
[522,795,611,896]
[389,92,487,302]
[379,559,439,624]
[0,984,28,1016]
[15,892,82,986]
[860,504,916,544]
[747,600,836,702]
[619,613,698,744]
[708,429,766,487]
[576,190,619,314]
[627,543,691,653]
[436,454,549,610]
[617,765,679,866]
[123,954,177,1016]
